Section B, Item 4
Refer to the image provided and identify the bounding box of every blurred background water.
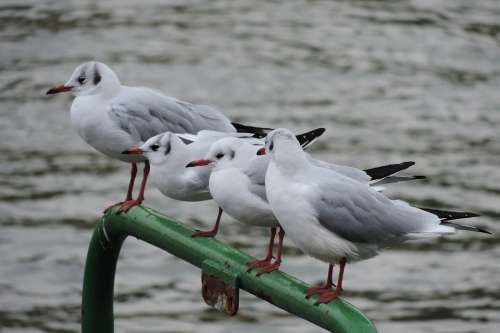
[1,0,500,332]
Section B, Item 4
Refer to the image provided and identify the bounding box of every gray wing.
[308,156,371,183]
[175,100,236,133]
[108,87,235,143]
[311,169,437,244]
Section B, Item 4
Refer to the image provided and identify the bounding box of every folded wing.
[109,87,235,143]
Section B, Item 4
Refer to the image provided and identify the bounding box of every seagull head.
[46,61,121,97]
[122,132,183,165]
[263,128,304,163]
[186,137,256,169]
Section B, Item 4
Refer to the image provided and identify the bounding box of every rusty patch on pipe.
[201,272,239,316]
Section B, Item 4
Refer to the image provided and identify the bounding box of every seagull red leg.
[118,161,149,213]
[314,258,347,305]
[104,162,137,213]
[256,226,285,275]
[305,263,335,298]
[192,207,223,238]
[136,160,150,203]
[125,162,138,201]
[247,227,276,271]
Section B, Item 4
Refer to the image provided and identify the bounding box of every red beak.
[186,159,212,168]
[256,147,266,155]
[122,147,144,155]
[46,84,73,95]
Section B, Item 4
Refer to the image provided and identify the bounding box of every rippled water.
[1,0,500,332]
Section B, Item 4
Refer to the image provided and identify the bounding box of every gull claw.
[305,284,336,298]
[246,258,273,272]
[256,261,281,276]
[117,199,142,213]
[314,291,339,305]
[191,229,218,238]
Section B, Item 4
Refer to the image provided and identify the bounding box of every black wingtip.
[477,227,494,235]
[419,207,480,221]
[314,128,326,136]
[299,127,326,139]
[295,127,326,148]
[232,122,274,138]
[364,161,416,180]
[441,221,492,235]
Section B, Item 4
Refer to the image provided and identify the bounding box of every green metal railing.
[81,206,378,333]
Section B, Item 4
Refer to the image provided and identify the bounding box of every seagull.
[186,136,426,274]
[186,137,285,274]
[263,128,491,304]
[46,61,270,213]
[123,128,326,236]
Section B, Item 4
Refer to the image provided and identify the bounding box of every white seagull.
[46,61,266,212]
[263,128,491,304]
[186,137,285,274]
[123,128,325,236]
[186,136,426,274]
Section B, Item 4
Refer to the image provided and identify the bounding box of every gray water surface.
[1,1,500,332]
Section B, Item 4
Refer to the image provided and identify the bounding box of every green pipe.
[82,206,378,333]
